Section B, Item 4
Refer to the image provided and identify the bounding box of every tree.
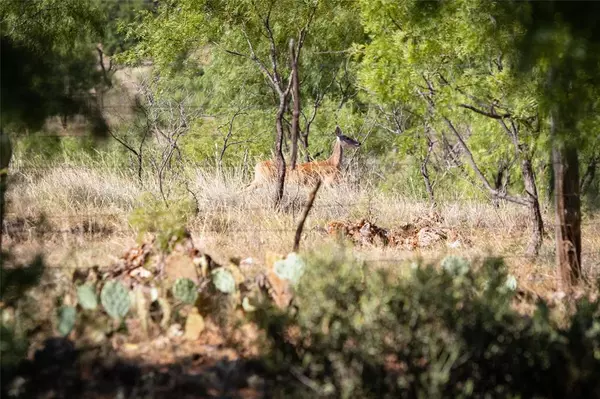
[512,1,600,289]
[358,0,546,255]
[120,0,366,205]
[358,0,600,286]
[0,0,112,243]
[0,0,109,133]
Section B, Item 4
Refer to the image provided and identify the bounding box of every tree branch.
[219,109,247,163]
[241,27,281,96]
[459,103,511,119]
[443,117,530,207]
[262,1,281,88]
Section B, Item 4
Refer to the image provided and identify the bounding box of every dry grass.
[4,163,600,302]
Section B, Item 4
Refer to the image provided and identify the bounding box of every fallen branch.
[293,180,322,252]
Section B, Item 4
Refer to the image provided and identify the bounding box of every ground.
[3,163,600,397]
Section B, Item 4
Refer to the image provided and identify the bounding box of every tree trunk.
[492,162,508,208]
[420,160,435,205]
[275,97,287,207]
[521,158,544,256]
[0,130,12,250]
[553,143,582,290]
[420,137,435,206]
[289,39,300,170]
[302,136,310,162]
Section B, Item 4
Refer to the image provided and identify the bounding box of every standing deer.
[244,126,361,190]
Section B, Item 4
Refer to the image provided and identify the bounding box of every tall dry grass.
[4,162,600,298]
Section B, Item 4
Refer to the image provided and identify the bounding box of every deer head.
[335,126,361,149]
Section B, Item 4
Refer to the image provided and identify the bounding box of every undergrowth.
[253,251,600,398]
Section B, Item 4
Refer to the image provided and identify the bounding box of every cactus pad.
[172,278,198,304]
[77,284,98,310]
[273,252,306,286]
[58,306,77,336]
[100,280,130,319]
[211,268,236,294]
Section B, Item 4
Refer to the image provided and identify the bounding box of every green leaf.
[57,306,77,336]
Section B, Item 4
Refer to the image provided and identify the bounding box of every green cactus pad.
[172,278,199,304]
[58,306,77,336]
[211,268,236,294]
[274,252,306,286]
[100,280,130,319]
[77,284,98,310]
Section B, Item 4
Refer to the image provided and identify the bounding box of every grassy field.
[5,160,600,300]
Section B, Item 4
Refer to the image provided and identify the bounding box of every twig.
[293,180,322,252]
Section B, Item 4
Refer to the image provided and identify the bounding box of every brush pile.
[325,213,471,250]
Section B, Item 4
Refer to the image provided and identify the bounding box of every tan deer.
[244,126,361,190]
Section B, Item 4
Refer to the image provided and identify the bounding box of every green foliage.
[440,255,470,276]
[128,193,196,252]
[77,284,98,310]
[211,268,236,294]
[100,280,130,320]
[0,0,108,134]
[253,251,600,397]
[57,306,77,336]
[172,278,199,304]
[117,0,369,165]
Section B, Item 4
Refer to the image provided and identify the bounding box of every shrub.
[253,250,600,398]
[128,193,196,251]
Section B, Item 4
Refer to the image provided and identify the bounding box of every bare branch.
[262,1,281,88]
[459,103,511,119]
[293,180,322,252]
[241,27,281,95]
[443,117,530,206]
[294,2,317,63]
[219,109,248,163]
[107,127,139,158]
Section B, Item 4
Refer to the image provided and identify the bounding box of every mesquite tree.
[120,0,364,205]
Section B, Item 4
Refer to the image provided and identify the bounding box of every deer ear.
[335,126,342,137]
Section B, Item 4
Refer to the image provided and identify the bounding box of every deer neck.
[327,139,343,168]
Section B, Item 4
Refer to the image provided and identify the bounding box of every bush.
[128,193,196,251]
[253,250,600,398]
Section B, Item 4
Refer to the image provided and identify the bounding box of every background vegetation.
[2,0,600,397]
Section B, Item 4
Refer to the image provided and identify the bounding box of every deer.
[244,126,361,191]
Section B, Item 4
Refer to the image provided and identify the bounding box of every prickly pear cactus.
[505,274,518,291]
[100,280,130,319]
[77,284,98,310]
[172,278,198,304]
[274,252,306,286]
[211,268,236,294]
[58,306,77,336]
[441,255,470,276]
